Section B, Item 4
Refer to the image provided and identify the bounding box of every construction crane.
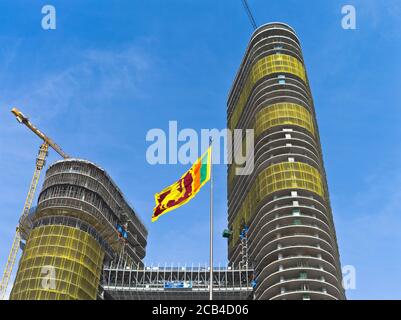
[241,0,258,30]
[11,108,69,159]
[0,108,69,299]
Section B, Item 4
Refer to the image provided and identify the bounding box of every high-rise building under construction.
[227,23,345,300]
[10,159,147,300]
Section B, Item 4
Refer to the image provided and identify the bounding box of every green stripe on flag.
[200,153,208,184]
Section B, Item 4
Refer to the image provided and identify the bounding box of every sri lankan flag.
[152,147,212,222]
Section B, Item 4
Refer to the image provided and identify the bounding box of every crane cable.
[241,0,258,30]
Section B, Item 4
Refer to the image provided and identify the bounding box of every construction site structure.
[103,263,254,300]
[0,108,69,299]
[227,22,346,300]
[1,107,148,300]
[10,158,148,300]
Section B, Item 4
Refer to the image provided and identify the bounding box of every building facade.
[227,23,345,300]
[10,159,147,300]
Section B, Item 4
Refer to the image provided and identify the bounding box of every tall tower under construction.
[10,159,147,300]
[227,23,345,300]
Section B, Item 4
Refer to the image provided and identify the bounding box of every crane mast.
[18,143,49,238]
[0,108,68,299]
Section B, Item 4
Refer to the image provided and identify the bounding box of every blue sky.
[0,0,400,300]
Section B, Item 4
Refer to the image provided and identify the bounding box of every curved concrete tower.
[10,159,147,300]
[227,23,345,300]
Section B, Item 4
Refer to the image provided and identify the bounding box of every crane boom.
[1,107,69,299]
[11,108,70,159]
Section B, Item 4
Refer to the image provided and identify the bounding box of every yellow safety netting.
[229,54,307,129]
[229,162,324,248]
[255,103,315,137]
[10,225,104,300]
[228,102,315,186]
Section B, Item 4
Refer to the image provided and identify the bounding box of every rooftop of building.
[48,158,147,231]
[226,21,301,105]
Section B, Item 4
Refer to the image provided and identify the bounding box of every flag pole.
[209,138,213,300]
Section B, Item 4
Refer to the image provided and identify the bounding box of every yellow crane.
[0,108,69,299]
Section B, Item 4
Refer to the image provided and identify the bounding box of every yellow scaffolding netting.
[229,162,324,248]
[10,225,104,300]
[255,102,315,137]
[229,54,307,129]
[228,102,315,185]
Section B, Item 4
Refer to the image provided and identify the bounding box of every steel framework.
[102,263,255,300]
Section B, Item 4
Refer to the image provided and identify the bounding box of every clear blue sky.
[0,0,400,300]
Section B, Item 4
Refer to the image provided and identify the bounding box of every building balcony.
[252,232,335,262]
[256,256,339,286]
[258,277,341,300]
[268,289,339,300]
[249,218,333,251]
[254,244,337,272]
[256,266,341,296]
